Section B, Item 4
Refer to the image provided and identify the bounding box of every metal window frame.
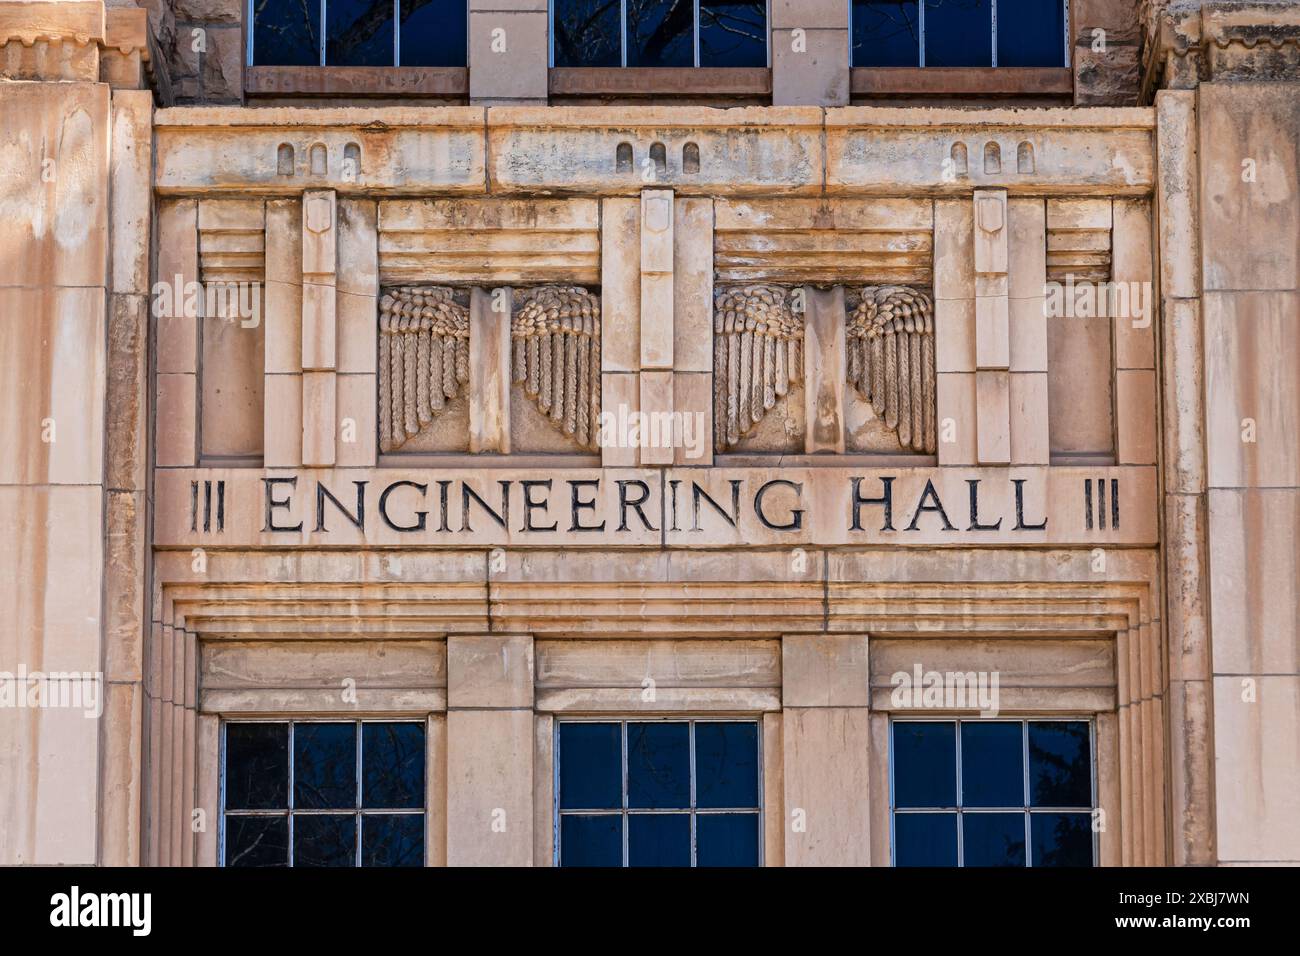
[553,716,765,867]
[888,716,1098,868]
[848,0,1070,69]
[219,717,428,867]
[548,0,771,69]
[248,0,472,68]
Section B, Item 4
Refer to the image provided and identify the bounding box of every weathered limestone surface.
[8,0,1300,870]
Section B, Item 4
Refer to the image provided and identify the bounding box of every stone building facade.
[0,0,1296,866]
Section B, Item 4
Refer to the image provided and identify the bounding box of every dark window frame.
[220,717,428,867]
[246,0,470,69]
[849,0,1073,100]
[889,716,1098,867]
[554,716,765,867]
[549,0,772,69]
[850,0,1071,69]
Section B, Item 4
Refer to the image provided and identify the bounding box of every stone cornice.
[1143,0,1300,96]
[153,104,1157,197]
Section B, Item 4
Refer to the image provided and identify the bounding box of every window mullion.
[693,0,700,68]
[990,0,997,68]
[918,0,926,68]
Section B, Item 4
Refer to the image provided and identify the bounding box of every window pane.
[893,722,956,808]
[628,814,691,866]
[997,0,1065,67]
[962,812,1026,866]
[362,813,425,866]
[627,722,690,809]
[894,812,958,866]
[695,722,759,809]
[560,814,623,866]
[225,723,288,810]
[224,815,289,867]
[363,722,425,809]
[400,0,468,67]
[924,0,992,67]
[553,0,622,67]
[1031,811,1093,866]
[253,0,322,66]
[293,814,357,866]
[559,722,622,810]
[326,0,395,66]
[294,722,357,810]
[1028,721,1091,807]
[696,813,759,866]
[960,721,1024,808]
[626,0,694,68]
[699,1,766,68]
[852,1,920,66]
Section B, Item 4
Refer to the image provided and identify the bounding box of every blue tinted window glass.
[293,814,357,866]
[852,1,920,66]
[559,722,622,810]
[924,0,992,67]
[626,0,694,67]
[326,0,395,66]
[553,0,622,67]
[893,722,956,808]
[962,812,1026,866]
[1028,721,1091,807]
[294,722,356,810]
[627,722,690,809]
[362,722,424,809]
[1031,811,1093,866]
[695,722,759,809]
[696,813,759,866]
[362,813,424,866]
[253,0,322,66]
[996,0,1065,67]
[894,812,958,866]
[225,815,289,867]
[561,815,623,866]
[225,723,288,810]
[628,813,691,866]
[699,1,766,68]
[960,721,1024,807]
[400,0,468,67]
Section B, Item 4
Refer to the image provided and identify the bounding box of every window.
[222,720,426,866]
[552,1,768,68]
[556,719,762,866]
[890,719,1095,866]
[851,0,1068,67]
[249,0,468,67]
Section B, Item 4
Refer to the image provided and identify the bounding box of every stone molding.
[153,105,1158,197]
[1142,0,1300,95]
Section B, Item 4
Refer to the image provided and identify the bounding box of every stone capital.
[1143,0,1300,94]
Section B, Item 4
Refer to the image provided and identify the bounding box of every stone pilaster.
[770,0,849,107]
[446,634,535,865]
[0,0,113,865]
[469,0,548,104]
[1148,0,1300,866]
[780,634,871,866]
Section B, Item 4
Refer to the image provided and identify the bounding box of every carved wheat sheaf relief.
[713,284,805,451]
[847,285,936,454]
[378,286,469,453]
[511,285,602,450]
